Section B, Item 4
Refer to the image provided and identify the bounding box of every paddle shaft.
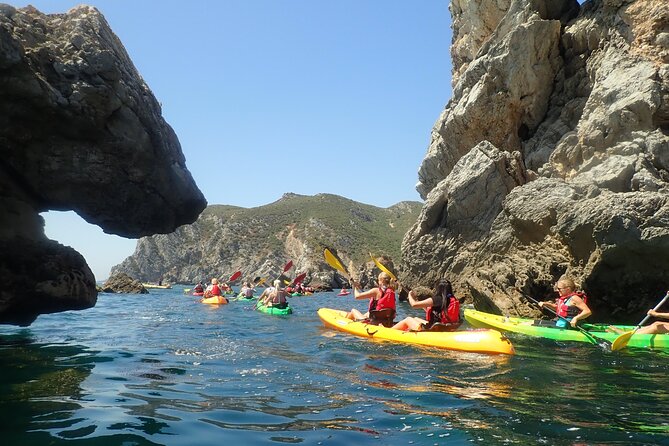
[633,291,669,329]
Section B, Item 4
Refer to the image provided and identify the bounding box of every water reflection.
[2,290,669,445]
[0,332,92,443]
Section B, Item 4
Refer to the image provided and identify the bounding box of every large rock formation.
[402,0,669,322]
[112,193,420,290]
[0,5,206,325]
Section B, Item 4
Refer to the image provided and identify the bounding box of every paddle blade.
[256,277,267,286]
[369,252,397,281]
[292,272,307,286]
[228,271,242,282]
[611,330,636,351]
[283,260,294,273]
[324,248,349,278]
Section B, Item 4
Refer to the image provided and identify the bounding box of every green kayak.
[256,302,293,316]
[464,309,669,350]
[234,292,255,301]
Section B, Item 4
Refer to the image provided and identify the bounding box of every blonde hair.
[273,279,281,288]
[377,272,391,286]
[557,277,576,291]
[211,278,218,284]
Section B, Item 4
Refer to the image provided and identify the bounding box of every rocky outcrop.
[101,273,147,294]
[112,193,420,290]
[403,0,669,322]
[0,5,206,325]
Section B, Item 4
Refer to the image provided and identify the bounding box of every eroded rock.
[403,0,669,322]
[0,5,206,325]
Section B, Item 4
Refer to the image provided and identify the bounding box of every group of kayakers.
[193,271,669,337]
[343,272,669,337]
[196,277,300,309]
[285,282,315,295]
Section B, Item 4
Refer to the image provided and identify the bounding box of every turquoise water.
[1,287,668,446]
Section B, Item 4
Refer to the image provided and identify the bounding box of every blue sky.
[23,0,453,279]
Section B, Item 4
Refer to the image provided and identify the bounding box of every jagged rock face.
[402,0,669,322]
[0,5,206,325]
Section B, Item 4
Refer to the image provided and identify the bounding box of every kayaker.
[635,309,669,335]
[202,278,229,303]
[539,277,592,328]
[392,279,462,332]
[260,280,288,307]
[240,282,254,298]
[345,272,396,327]
[204,278,222,297]
[193,282,204,294]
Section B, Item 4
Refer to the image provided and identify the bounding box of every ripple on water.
[2,291,669,445]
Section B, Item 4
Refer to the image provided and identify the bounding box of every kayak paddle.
[291,272,307,286]
[611,290,669,351]
[283,260,294,273]
[521,291,610,349]
[324,248,352,283]
[369,252,397,281]
[228,271,242,283]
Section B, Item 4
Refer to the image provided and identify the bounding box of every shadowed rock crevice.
[0,5,206,325]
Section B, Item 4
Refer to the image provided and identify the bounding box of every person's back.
[205,278,222,297]
[267,280,287,306]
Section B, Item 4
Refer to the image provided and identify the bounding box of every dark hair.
[434,279,453,301]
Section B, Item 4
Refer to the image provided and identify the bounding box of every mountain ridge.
[112,193,422,287]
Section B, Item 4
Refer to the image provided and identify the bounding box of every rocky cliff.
[402,0,669,322]
[0,5,206,325]
[112,193,420,289]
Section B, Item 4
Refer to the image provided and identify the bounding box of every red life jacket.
[556,291,587,318]
[425,293,461,325]
[210,284,221,296]
[368,286,396,313]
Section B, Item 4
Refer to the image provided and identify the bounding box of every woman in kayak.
[259,280,288,307]
[539,277,592,328]
[392,279,462,331]
[345,272,396,327]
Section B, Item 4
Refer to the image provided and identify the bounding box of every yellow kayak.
[201,295,229,305]
[317,308,514,355]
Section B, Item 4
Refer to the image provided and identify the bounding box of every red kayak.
[337,290,350,296]
[192,292,204,296]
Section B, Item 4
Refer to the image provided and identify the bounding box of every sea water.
[1,286,668,445]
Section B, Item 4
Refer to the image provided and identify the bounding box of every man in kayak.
[345,272,396,327]
[539,277,592,328]
[392,279,462,332]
